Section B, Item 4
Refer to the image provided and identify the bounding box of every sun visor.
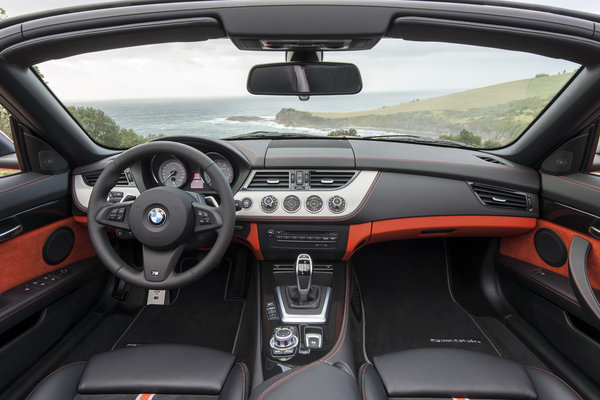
[0,17,224,66]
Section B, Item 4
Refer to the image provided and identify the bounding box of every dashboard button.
[328,196,346,213]
[260,195,278,213]
[283,195,301,212]
[305,195,323,213]
[241,198,253,209]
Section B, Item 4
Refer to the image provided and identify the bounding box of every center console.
[260,253,346,378]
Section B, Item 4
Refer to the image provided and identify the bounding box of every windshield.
[38,38,578,149]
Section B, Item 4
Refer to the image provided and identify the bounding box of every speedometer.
[158,158,188,188]
[203,152,234,185]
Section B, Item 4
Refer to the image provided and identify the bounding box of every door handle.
[568,236,600,329]
[0,223,22,242]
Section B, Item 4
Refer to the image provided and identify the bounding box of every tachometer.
[158,158,188,188]
[203,152,234,185]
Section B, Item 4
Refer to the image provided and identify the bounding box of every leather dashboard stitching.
[355,156,537,174]
[0,175,51,197]
[524,366,583,400]
[25,361,87,400]
[552,175,600,193]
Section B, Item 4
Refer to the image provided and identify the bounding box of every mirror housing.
[247,62,362,96]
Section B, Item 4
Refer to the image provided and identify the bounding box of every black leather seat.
[250,361,362,400]
[26,344,248,400]
[360,348,582,400]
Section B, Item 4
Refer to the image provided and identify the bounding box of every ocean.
[73,90,448,139]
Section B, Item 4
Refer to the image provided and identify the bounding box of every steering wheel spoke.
[142,244,186,282]
[192,202,223,233]
[95,201,133,230]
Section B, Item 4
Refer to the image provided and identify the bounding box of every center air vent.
[470,183,530,211]
[248,171,290,189]
[82,170,129,186]
[309,171,355,189]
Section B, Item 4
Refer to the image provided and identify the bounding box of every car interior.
[0,1,600,399]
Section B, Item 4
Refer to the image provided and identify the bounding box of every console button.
[305,195,323,213]
[241,198,253,209]
[260,195,278,213]
[328,196,346,213]
[283,195,301,212]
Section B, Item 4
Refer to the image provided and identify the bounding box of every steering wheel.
[87,141,236,289]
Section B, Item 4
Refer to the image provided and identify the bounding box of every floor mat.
[353,240,501,358]
[113,264,245,353]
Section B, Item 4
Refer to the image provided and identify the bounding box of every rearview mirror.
[247,62,362,96]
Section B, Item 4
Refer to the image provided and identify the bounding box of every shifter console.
[275,254,332,324]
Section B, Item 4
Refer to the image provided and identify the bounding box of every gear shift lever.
[295,254,313,303]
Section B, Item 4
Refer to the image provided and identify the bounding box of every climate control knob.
[260,195,278,213]
[305,195,324,213]
[328,196,346,213]
[283,195,301,213]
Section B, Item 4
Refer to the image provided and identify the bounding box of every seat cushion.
[250,362,361,400]
[26,344,247,400]
[363,348,582,400]
[79,344,235,394]
[373,348,537,399]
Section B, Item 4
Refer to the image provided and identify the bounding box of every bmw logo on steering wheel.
[148,208,167,226]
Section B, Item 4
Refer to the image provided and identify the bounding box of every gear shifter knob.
[296,254,313,302]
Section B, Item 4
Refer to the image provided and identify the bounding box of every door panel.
[0,217,96,293]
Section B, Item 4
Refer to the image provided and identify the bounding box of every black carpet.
[113,264,245,352]
[353,240,501,358]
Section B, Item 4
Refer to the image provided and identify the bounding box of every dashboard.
[72,136,541,259]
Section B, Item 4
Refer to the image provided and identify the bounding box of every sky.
[0,0,597,101]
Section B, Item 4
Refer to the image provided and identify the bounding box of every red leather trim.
[73,216,88,224]
[344,222,372,261]
[232,223,263,261]
[0,217,96,293]
[344,216,536,259]
[500,219,600,291]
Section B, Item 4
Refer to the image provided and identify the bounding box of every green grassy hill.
[275,72,574,144]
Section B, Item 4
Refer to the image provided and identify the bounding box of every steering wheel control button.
[305,195,324,213]
[196,210,213,225]
[107,207,127,222]
[328,196,346,213]
[241,197,253,209]
[260,195,278,213]
[148,208,167,226]
[283,195,301,212]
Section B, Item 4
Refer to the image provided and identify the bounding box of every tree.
[68,105,155,148]
[328,128,358,137]
[440,129,482,147]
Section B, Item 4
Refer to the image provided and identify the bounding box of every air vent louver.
[82,171,129,186]
[476,155,508,166]
[248,171,290,189]
[309,171,355,189]
[470,183,529,211]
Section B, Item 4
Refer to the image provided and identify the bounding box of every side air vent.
[82,171,129,186]
[476,155,508,166]
[248,171,290,189]
[470,183,530,211]
[309,171,355,189]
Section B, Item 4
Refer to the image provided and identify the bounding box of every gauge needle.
[160,170,176,185]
